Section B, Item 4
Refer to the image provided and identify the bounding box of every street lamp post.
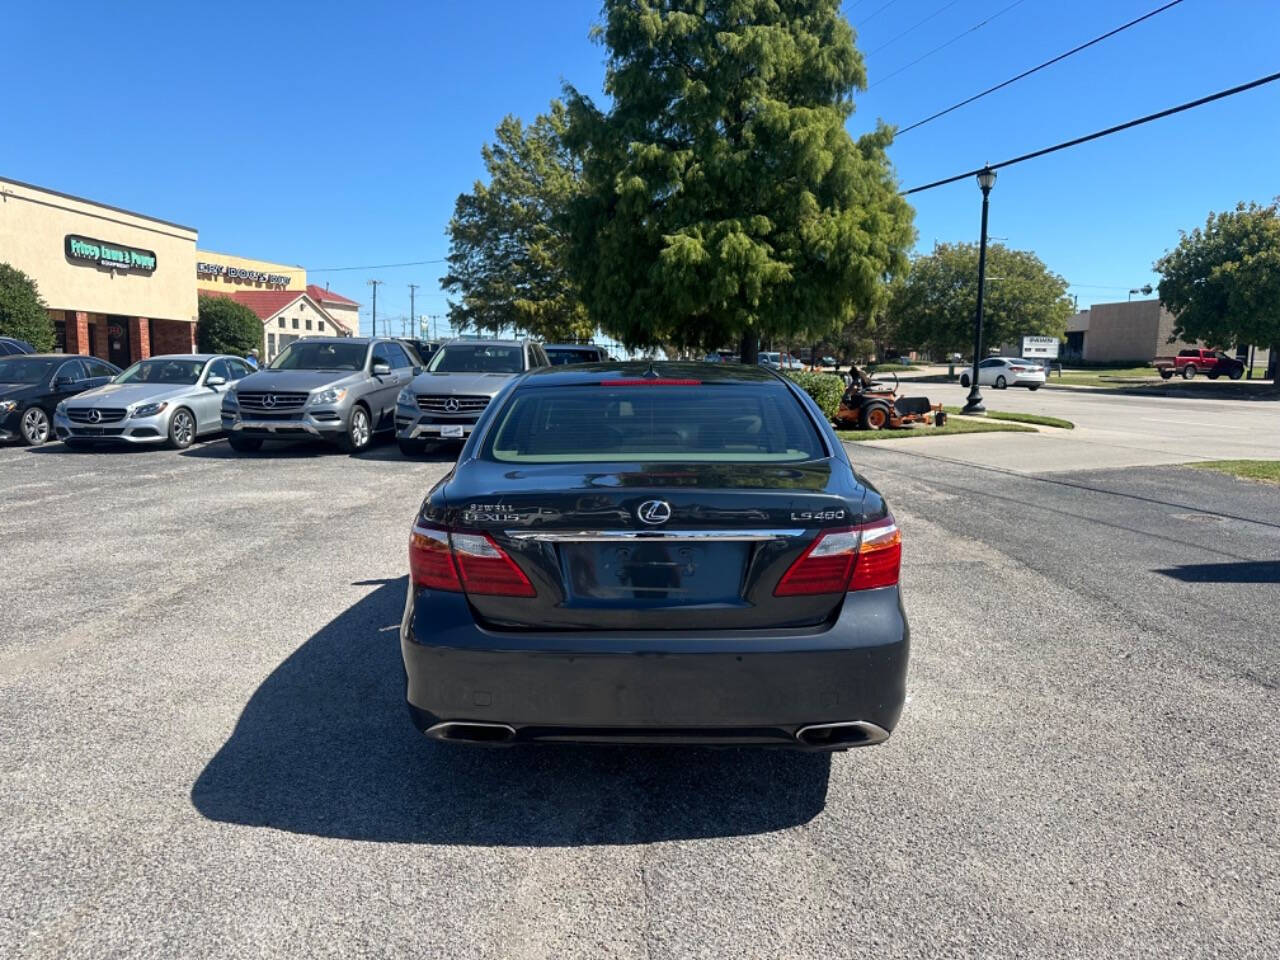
[963,166,997,415]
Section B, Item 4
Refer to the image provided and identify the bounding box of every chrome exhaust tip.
[425,721,517,745]
[795,720,890,749]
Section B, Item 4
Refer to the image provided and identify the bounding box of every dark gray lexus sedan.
[401,362,908,751]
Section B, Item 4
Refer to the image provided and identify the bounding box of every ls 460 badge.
[791,510,846,521]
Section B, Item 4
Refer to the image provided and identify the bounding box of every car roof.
[544,343,603,349]
[520,360,784,386]
[142,353,221,362]
[438,338,529,347]
[4,353,84,361]
[295,336,375,345]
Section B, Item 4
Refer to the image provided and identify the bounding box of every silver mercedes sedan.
[53,354,253,449]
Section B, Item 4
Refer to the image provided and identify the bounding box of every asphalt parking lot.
[2,432,1277,958]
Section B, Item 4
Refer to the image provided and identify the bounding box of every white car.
[958,357,1046,390]
[758,352,804,370]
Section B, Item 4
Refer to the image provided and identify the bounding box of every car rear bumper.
[401,586,909,749]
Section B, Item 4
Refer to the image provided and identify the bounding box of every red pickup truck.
[1153,349,1245,381]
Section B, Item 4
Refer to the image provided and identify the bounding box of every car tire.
[1028,384,1041,391]
[959,373,970,387]
[1207,370,1220,380]
[860,402,891,430]
[1230,367,1244,380]
[166,408,196,450]
[398,437,427,457]
[336,404,372,454]
[1160,369,1174,380]
[18,406,51,446]
[995,375,1007,390]
[227,434,263,452]
[1182,365,1196,380]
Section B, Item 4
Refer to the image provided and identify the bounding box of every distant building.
[1066,299,1269,368]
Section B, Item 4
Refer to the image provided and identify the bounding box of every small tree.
[0,263,55,351]
[197,295,261,356]
[1155,201,1280,367]
[441,102,592,342]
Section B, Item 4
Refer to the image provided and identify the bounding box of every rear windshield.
[546,347,603,365]
[482,384,825,463]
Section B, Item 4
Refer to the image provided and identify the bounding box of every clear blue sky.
[3,1,1277,335]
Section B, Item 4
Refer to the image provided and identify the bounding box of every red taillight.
[599,378,702,386]
[1010,365,1027,372]
[850,518,902,591]
[774,517,901,596]
[409,525,536,597]
[410,524,463,591]
[450,531,537,597]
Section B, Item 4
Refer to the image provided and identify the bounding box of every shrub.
[0,263,54,351]
[785,370,846,421]
[197,295,262,356]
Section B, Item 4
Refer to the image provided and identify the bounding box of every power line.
[867,0,963,56]
[858,0,901,28]
[902,69,1280,195]
[308,258,446,273]
[870,0,1030,89]
[898,0,1187,135]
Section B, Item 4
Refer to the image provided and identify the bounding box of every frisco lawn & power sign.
[65,235,157,274]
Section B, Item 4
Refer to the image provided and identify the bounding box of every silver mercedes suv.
[394,339,548,456]
[222,337,419,453]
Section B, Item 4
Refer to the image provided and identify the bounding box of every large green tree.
[888,243,1073,355]
[564,0,914,360]
[1155,201,1280,367]
[197,295,262,356]
[441,101,592,342]
[0,263,55,351]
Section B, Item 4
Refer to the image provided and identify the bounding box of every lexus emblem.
[261,394,277,408]
[444,397,460,412]
[86,409,102,423]
[637,500,672,525]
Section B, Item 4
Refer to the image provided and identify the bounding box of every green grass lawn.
[943,407,1074,429]
[838,420,1035,442]
[865,362,920,373]
[1050,366,1160,386]
[1188,460,1280,485]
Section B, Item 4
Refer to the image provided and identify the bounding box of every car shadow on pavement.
[1155,561,1280,583]
[191,577,831,846]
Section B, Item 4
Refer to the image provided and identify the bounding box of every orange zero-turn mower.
[833,367,947,431]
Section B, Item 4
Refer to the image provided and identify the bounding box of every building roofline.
[0,174,198,234]
[196,247,306,271]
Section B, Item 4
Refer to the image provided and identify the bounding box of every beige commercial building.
[0,176,199,364]
[1066,299,1269,369]
[0,175,361,366]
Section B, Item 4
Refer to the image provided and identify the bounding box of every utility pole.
[408,284,418,340]
[367,279,383,336]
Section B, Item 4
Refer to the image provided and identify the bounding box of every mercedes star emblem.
[637,500,672,525]
[86,409,102,423]
[444,397,460,412]
[261,394,277,408]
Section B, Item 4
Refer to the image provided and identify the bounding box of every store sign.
[65,235,157,274]
[1022,335,1060,359]
[196,261,291,285]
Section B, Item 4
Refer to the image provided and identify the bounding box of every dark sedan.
[0,354,120,445]
[401,362,909,750]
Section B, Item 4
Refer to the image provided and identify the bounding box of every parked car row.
[1,337,622,456]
